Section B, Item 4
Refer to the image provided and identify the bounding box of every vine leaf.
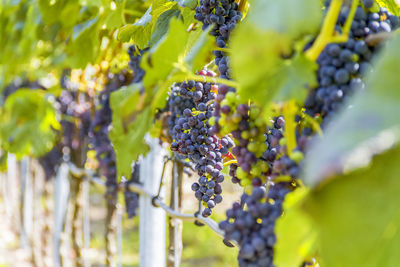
[72,18,98,40]
[231,27,317,112]
[104,0,126,29]
[376,0,400,16]
[231,0,320,113]
[303,144,400,267]
[0,90,60,158]
[244,0,322,43]
[118,7,153,45]
[149,9,181,46]
[274,188,316,267]
[142,18,189,110]
[67,17,100,68]
[117,0,179,47]
[109,84,151,181]
[185,26,214,73]
[302,35,400,187]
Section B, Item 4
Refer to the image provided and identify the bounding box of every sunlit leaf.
[0,90,60,158]
[304,145,400,267]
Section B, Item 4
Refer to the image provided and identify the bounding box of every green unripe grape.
[234,138,240,146]
[250,128,259,138]
[247,142,258,153]
[279,138,287,146]
[259,160,269,172]
[232,114,242,123]
[224,115,232,124]
[240,178,251,187]
[219,116,226,125]
[290,151,304,163]
[250,107,260,119]
[209,116,215,126]
[241,130,250,139]
[255,117,264,127]
[259,143,268,154]
[244,185,252,195]
[251,165,262,176]
[236,168,247,179]
[225,92,236,103]
[257,134,265,143]
[220,99,229,107]
[221,125,230,136]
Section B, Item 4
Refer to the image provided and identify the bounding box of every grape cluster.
[363,0,374,9]
[219,184,292,267]
[124,163,141,218]
[212,85,270,186]
[90,73,130,205]
[262,116,312,181]
[57,82,92,165]
[194,0,270,186]
[305,6,399,119]
[38,145,63,180]
[168,70,234,217]
[194,0,242,79]
[128,45,149,83]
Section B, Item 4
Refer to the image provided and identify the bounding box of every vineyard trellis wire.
[1,142,234,266]
[67,155,233,244]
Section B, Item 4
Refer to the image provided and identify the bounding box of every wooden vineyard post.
[167,158,184,267]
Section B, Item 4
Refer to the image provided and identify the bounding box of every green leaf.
[304,145,400,267]
[0,152,7,172]
[274,188,316,267]
[231,0,321,112]
[231,26,317,111]
[185,26,214,73]
[109,84,151,180]
[142,17,189,109]
[231,26,286,100]
[149,8,181,47]
[118,7,153,44]
[376,0,400,16]
[272,55,318,103]
[67,17,100,68]
[72,18,98,40]
[117,0,178,47]
[245,0,322,43]
[104,0,126,29]
[302,35,400,187]
[0,90,60,158]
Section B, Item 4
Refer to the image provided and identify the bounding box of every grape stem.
[305,0,345,61]
[223,159,238,166]
[303,113,323,136]
[213,47,231,53]
[238,0,248,15]
[283,100,297,156]
[343,0,359,36]
[172,73,239,88]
